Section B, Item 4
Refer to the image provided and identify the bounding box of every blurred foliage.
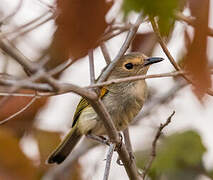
[0,126,83,180]
[122,0,186,35]
[131,32,157,56]
[136,130,213,180]
[0,128,38,180]
[0,89,48,138]
[183,0,211,100]
[47,0,113,71]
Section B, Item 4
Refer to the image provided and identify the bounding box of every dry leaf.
[184,0,211,100]
[47,0,113,70]
[131,32,157,56]
[0,128,37,180]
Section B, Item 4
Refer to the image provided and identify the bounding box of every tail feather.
[47,127,82,164]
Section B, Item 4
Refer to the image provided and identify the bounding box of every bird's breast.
[104,80,147,131]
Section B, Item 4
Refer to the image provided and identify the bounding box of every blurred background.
[0,0,213,179]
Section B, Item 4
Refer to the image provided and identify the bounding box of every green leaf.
[122,0,184,35]
[136,130,206,179]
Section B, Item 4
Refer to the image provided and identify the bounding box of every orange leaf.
[0,128,38,180]
[0,90,48,137]
[47,0,113,70]
[131,32,157,56]
[34,129,61,168]
[184,0,211,100]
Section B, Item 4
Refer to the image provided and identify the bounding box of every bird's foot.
[86,134,110,146]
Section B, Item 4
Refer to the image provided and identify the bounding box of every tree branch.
[142,111,175,180]
[174,11,213,37]
[98,13,143,83]
[0,96,37,125]
[103,143,115,180]
[100,43,111,65]
[89,50,95,84]
[150,17,213,96]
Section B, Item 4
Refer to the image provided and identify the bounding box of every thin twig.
[123,128,134,159]
[103,143,116,180]
[142,111,175,180]
[174,11,213,37]
[88,71,183,89]
[0,10,52,39]
[0,0,23,24]
[12,14,54,41]
[0,92,38,97]
[0,71,184,97]
[0,96,37,125]
[89,50,95,84]
[98,13,143,83]
[89,99,141,180]
[150,17,213,96]
[100,43,111,65]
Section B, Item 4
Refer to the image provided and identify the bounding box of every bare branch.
[174,11,213,37]
[0,92,38,97]
[98,13,143,83]
[100,43,111,65]
[0,0,23,24]
[0,71,183,98]
[90,99,141,180]
[0,96,37,125]
[0,10,52,39]
[89,50,95,84]
[103,143,116,180]
[142,111,175,180]
[150,17,213,96]
[123,128,134,157]
[12,14,54,41]
[88,71,183,89]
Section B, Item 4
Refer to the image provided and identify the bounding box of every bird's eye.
[124,63,133,70]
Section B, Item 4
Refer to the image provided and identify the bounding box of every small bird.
[47,52,163,164]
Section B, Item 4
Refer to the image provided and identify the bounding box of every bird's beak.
[144,57,164,66]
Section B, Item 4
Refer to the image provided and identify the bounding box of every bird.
[47,52,164,164]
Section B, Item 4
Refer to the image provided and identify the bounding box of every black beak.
[144,57,164,66]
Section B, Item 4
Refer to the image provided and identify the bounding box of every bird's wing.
[71,87,108,127]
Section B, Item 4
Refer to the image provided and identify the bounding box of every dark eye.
[124,63,133,70]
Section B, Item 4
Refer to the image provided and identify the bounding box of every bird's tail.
[47,127,82,164]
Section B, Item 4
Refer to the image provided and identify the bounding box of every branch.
[0,0,23,24]
[142,111,175,180]
[174,11,213,37]
[98,13,143,83]
[0,71,184,98]
[123,128,134,158]
[89,50,95,84]
[0,96,37,125]
[0,10,52,39]
[103,143,116,180]
[89,99,141,179]
[88,71,183,89]
[100,43,111,65]
[150,17,213,96]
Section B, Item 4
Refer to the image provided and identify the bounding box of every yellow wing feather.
[71,87,108,127]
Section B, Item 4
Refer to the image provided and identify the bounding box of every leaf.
[184,0,211,100]
[136,130,206,180]
[0,128,38,180]
[47,0,113,70]
[131,32,157,56]
[122,0,184,35]
[0,89,48,138]
[34,128,61,167]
